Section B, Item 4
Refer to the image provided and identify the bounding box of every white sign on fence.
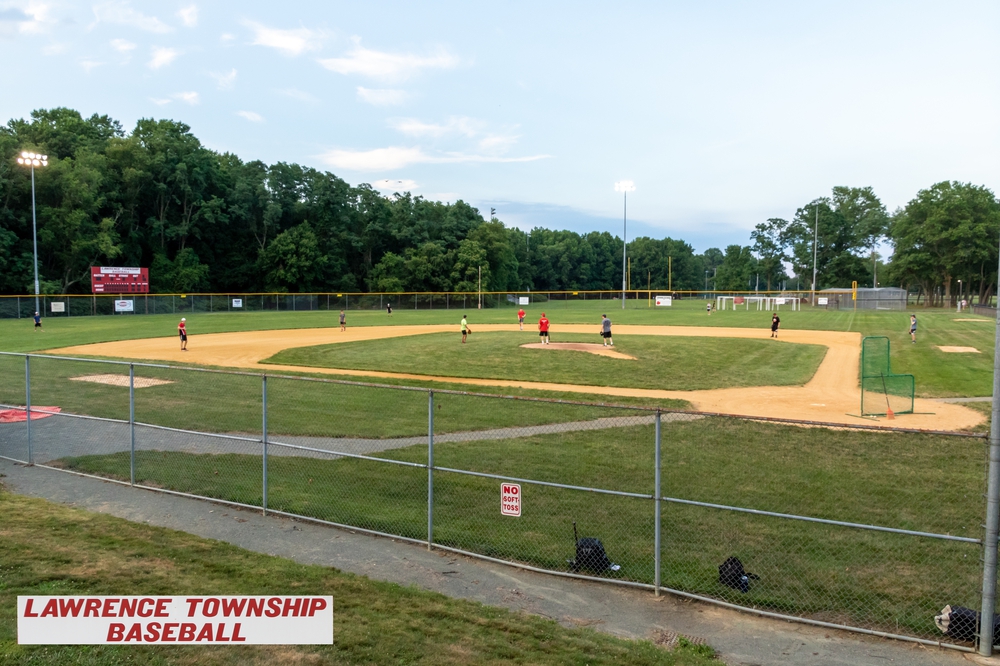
[18,596,333,645]
[232,299,243,308]
[776,298,786,305]
[818,297,829,306]
[501,483,521,517]
[654,295,672,307]
[50,302,65,313]
[518,297,529,305]
[114,300,134,313]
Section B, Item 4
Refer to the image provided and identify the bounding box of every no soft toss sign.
[18,596,332,644]
[501,483,521,517]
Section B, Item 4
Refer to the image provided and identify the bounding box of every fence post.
[428,390,434,550]
[129,364,135,486]
[262,374,269,516]
[654,410,662,597]
[24,355,32,465]
[979,279,1000,655]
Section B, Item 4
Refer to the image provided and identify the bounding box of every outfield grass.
[0,485,718,665]
[264,332,826,391]
[59,415,987,639]
[0,299,993,397]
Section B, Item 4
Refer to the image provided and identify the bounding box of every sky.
[1,0,998,252]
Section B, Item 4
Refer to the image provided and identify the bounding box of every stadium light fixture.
[614,181,635,310]
[16,151,48,315]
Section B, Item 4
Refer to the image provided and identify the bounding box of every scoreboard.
[91,267,149,294]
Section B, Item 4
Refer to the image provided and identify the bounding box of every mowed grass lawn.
[0,486,718,666]
[264,332,827,391]
[60,416,987,640]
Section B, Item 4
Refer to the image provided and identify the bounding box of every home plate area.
[519,342,637,360]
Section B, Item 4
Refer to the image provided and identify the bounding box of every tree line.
[1,108,997,304]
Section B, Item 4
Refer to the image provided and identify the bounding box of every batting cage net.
[860,336,915,416]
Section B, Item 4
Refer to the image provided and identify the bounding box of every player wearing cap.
[178,318,188,351]
[517,307,526,331]
[33,311,42,332]
[538,312,550,344]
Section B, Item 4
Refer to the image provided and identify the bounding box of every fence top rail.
[1,351,986,439]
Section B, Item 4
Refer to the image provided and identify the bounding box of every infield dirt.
[48,324,983,430]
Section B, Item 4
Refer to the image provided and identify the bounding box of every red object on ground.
[0,407,61,423]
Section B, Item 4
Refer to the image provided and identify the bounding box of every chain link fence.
[0,351,991,651]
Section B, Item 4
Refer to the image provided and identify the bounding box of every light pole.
[811,205,819,305]
[16,151,48,315]
[614,181,635,309]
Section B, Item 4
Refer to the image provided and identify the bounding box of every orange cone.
[886,408,895,420]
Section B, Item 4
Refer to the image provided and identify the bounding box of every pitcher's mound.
[520,342,636,360]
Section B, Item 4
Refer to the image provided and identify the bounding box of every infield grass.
[264,332,827,391]
[0,298,992,397]
[58,415,986,640]
[0,485,718,665]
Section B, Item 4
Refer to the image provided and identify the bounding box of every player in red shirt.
[517,308,526,330]
[178,317,188,351]
[538,313,550,344]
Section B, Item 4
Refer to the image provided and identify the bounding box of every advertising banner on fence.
[50,302,65,313]
[114,300,134,312]
[18,596,333,645]
[232,298,243,308]
[654,295,672,307]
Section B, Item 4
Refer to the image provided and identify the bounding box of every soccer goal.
[860,336,915,416]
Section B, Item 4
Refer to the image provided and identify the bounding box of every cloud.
[148,46,179,69]
[356,87,407,106]
[92,2,172,33]
[173,91,199,105]
[1,3,54,35]
[110,38,135,52]
[42,42,69,55]
[177,5,197,27]
[277,87,318,103]
[372,179,418,192]
[150,97,171,105]
[319,40,459,82]
[80,59,104,72]
[317,146,550,172]
[210,68,237,90]
[220,32,235,43]
[390,116,478,138]
[236,110,263,122]
[243,20,324,56]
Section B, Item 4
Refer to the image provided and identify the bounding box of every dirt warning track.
[48,324,983,430]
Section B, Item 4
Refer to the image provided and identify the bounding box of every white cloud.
[220,32,235,43]
[2,2,54,35]
[42,42,69,55]
[148,46,179,69]
[92,2,172,33]
[177,5,197,28]
[372,179,418,192]
[150,97,171,105]
[478,134,520,153]
[243,20,324,56]
[236,110,263,122]
[173,91,199,105]
[277,88,318,103]
[318,146,550,172]
[356,87,407,106]
[319,40,458,82]
[110,38,136,52]
[80,59,104,72]
[210,68,237,90]
[390,116,478,138]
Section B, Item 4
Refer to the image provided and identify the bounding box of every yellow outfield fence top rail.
[1,289,843,298]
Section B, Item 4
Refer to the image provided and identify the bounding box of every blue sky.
[1,1,998,252]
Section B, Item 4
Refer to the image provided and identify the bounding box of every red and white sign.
[654,295,672,307]
[501,483,521,517]
[18,596,333,645]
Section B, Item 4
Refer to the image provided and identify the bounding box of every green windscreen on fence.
[860,336,915,416]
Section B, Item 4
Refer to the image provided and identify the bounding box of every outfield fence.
[0,289,902,319]
[0,351,993,651]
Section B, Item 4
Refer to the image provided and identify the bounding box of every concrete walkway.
[0,459,975,666]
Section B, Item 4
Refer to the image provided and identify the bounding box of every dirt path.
[47,324,983,430]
